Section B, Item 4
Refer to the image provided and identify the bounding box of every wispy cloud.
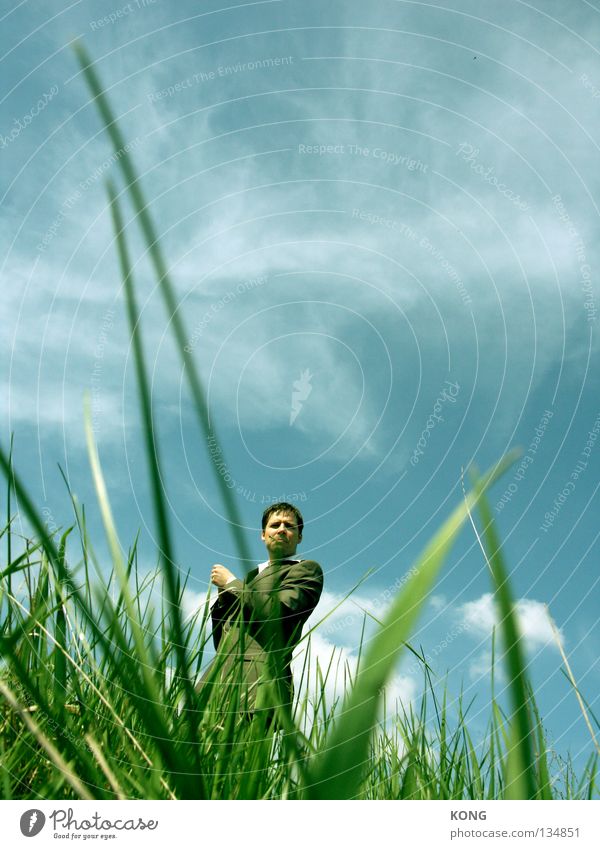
[457,592,564,681]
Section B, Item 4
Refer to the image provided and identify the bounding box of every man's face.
[261,511,302,560]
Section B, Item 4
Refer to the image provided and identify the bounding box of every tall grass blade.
[83,396,162,705]
[528,682,553,800]
[73,42,251,570]
[548,605,600,758]
[0,679,94,800]
[53,527,72,722]
[467,475,537,799]
[303,452,518,799]
[0,447,197,795]
[104,183,203,789]
[5,434,14,632]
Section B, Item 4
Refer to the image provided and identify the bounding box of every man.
[204,502,323,719]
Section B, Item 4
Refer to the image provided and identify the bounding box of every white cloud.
[303,586,396,647]
[467,649,504,684]
[181,587,214,622]
[291,587,418,722]
[457,592,564,652]
[292,628,416,725]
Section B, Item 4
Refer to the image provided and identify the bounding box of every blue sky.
[2,0,600,780]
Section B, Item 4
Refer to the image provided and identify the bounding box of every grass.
[0,516,597,800]
[0,482,598,799]
[0,43,598,800]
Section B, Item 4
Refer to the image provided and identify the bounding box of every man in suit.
[204,502,323,720]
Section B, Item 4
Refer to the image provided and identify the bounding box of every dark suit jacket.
[204,558,323,713]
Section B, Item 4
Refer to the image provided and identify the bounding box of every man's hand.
[210,563,237,590]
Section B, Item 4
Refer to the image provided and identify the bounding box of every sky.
[2,0,600,782]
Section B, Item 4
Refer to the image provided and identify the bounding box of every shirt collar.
[257,555,302,573]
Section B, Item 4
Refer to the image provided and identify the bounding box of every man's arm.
[224,560,323,624]
[209,564,241,649]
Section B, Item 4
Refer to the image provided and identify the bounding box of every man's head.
[261,502,304,561]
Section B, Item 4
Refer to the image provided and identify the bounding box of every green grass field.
[0,44,597,802]
[0,488,597,800]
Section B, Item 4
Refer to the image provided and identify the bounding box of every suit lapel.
[246,558,302,587]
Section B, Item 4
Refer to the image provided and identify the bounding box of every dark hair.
[261,502,304,537]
